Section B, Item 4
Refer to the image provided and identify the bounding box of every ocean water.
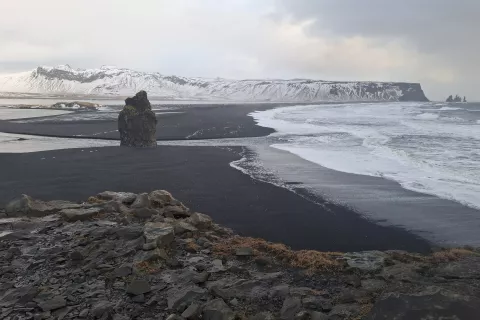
[251,102,480,210]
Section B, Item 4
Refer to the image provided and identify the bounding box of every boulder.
[37,296,67,311]
[167,286,207,311]
[186,213,213,229]
[5,195,81,217]
[144,222,175,248]
[118,90,157,147]
[343,251,387,272]
[280,297,302,320]
[365,287,480,319]
[60,207,103,222]
[126,280,151,295]
[361,279,386,293]
[434,256,480,279]
[149,190,174,207]
[182,303,201,319]
[131,193,150,209]
[202,298,234,320]
[96,191,137,204]
[91,301,114,318]
[174,221,198,235]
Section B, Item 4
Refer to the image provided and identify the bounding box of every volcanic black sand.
[0,145,430,253]
[0,103,279,140]
[0,102,433,252]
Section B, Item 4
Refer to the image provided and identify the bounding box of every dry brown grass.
[135,261,162,274]
[185,240,201,253]
[430,248,477,263]
[87,196,104,204]
[213,236,342,272]
[353,304,374,320]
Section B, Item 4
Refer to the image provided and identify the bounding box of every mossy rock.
[122,105,139,116]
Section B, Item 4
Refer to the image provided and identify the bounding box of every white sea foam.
[438,106,462,111]
[0,107,72,120]
[251,102,480,210]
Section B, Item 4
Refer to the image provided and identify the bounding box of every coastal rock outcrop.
[446,94,465,103]
[1,191,480,319]
[118,90,157,147]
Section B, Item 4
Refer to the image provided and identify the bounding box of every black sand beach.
[0,103,278,140]
[0,102,435,253]
[0,145,430,253]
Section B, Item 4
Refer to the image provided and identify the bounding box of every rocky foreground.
[1,191,480,320]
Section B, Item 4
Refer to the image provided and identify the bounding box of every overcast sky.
[1,0,477,100]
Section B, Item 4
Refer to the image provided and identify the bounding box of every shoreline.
[3,101,476,251]
[0,146,431,253]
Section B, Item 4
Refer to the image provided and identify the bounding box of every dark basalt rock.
[118,91,157,147]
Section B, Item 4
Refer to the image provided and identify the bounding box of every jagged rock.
[301,296,332,312]
[361,279,386,293]
[166,205,191,218]
[210,285,232,300]
[336,288,369,304]
[202,298,234,320]
[290,287,317,297]
[149,190,174,207]
[115,226,144,240]
[144,222,175,248]
[365,287,480,319]
[70,251,84,261]
[434,256,480,279]
[182,303,201,319]
[96,191,137,204]
[174,221,198,235]
[114,264,132,277]
[192,272,209,284]
[91,301,114,318]
[344,275,361,288]
[186,213,212,229]
[280,297,302,320]
[249,312,275,320]
[133,207,158,218]
[343,251,387,272]
[379,263,421,282]
[37,296,66,311]
[269,284,290,299]
[5,195,81,217]
[308,311,328,320]
[60,207,103,222]
[167,286,207,311]
[78,309,89,318]
[132,294,145,303]
[118,90,157,147]
[131,193,150,209]
[328,304,362,319]
[166,315,185,320]
[126,280,151,295]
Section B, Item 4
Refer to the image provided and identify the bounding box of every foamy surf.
[251,102,480,210]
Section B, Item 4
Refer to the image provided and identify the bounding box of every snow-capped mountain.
[0,65,429,102]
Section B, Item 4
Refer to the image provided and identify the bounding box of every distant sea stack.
[118,91,157,147]
[446,94,466,103]
[0,65,429,102]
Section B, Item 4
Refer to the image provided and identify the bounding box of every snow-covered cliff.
[0,65,429,102]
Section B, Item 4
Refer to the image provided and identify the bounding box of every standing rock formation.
[118,91,157,147]
[446,94,463,103]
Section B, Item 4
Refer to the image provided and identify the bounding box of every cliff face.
[0,65,429,102]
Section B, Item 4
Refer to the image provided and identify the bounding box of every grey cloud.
[275,0,480,99]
